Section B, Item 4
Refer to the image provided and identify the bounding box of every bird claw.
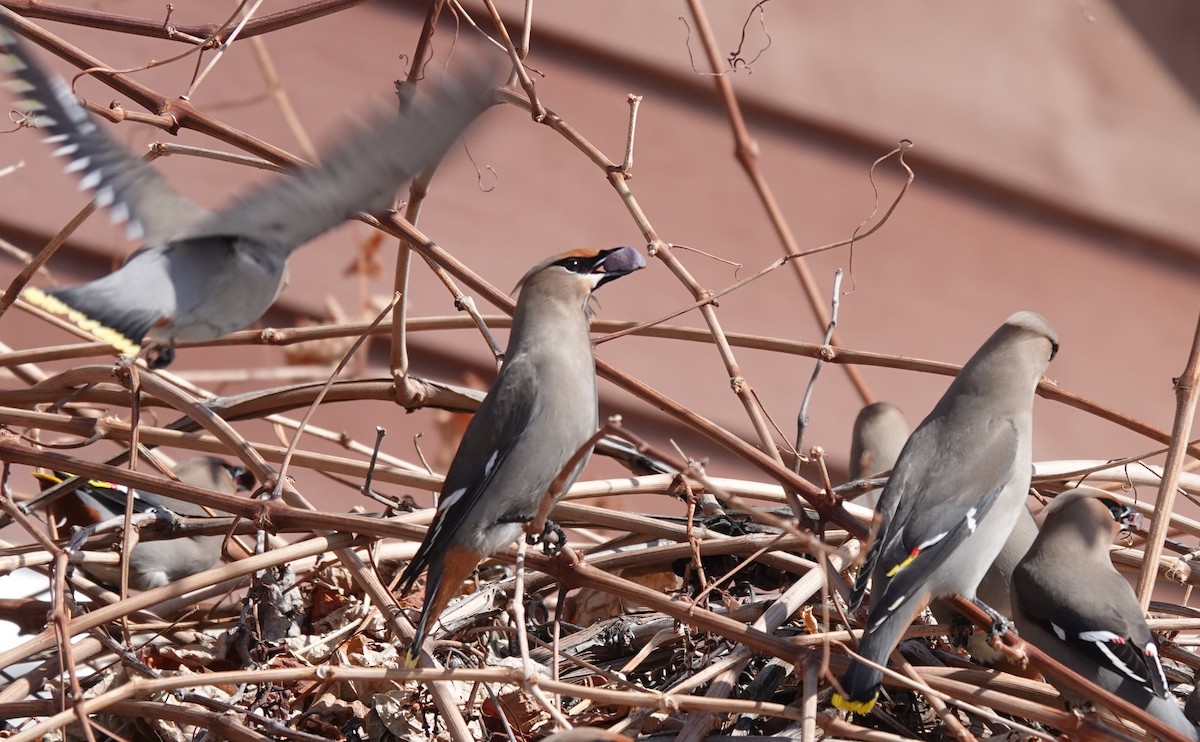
[143,342,175,369]
[968,595,1025,662]
[970,596,1013,637]
[701,513,745,535]
[985,611,1016,644]
[525,520,567,556]
[64,523,98,556]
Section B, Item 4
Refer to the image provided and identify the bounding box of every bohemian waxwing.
[832,311,1058,714]
[930,503,1038,664]
[847,401,909,509]
[397,247,645,665]
[1012,489,1198,740]
[38,457,252,591]
[0,16,492,367]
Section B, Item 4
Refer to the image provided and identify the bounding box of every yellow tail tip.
[401,647,420,669]
[831,691,878,714]
[22,286,140,357]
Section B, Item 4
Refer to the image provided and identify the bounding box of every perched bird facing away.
[1013,489,1199,740]
[36,457,252,590]
[930,504,1038,665]
[847,401,909,509]
[397,246,645,666]
[832,311,1058,714]
[0,17,492,367]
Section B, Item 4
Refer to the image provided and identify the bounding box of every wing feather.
[856,414,1019,617]
[0,19,208,245]
[397,355,538,592]
[1017,569,1169,698]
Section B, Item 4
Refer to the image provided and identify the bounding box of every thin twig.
[512,539,573,731]
[482,0,543,120]
[618,94,641,175]
[2,0,374,44]
[794,269,844,472]
[683,0,880,406]
[276,294,397,494]
[181,0,263,100]
[1136,309,1200,608]
[246,35,316,160]
[391,0,447,382]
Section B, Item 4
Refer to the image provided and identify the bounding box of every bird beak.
[1102,498,1141,532]
[590,246,646,288]
[1118,505,1142,532]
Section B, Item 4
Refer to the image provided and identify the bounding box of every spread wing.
[181,63,493,259]
[0,19,208,245]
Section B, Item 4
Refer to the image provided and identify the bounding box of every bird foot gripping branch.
[988,628,1029,666]
[525,519,567,557]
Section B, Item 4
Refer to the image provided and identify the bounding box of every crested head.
[854,401,907,432]
[514,246,645,305]
[850,402,909,480]
[960,311,1058,378]
[1042,487,1140,537]
[931,310,1059,419]
[1041,486,1099,518]
[1002,311,1059,360]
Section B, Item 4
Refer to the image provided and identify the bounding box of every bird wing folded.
[853,416,1019,617]
[397,353,538,593]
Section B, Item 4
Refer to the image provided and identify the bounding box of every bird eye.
[224,464,256,491]
[561,257,584,272]
[1099,498,1137,526]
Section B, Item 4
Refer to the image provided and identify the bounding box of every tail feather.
[22,283,149,357]
[401,544,483,667]
[832,658,885,714]
[833,599,924,714]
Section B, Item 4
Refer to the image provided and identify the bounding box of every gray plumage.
[833,311,1058,714]
[1,18,492,366]
[1188,684,1200,728]
[396,247,645,665]
[1013,489,1198,740]
[930,503,1038,664]
[847,401,909,509]
[46,457,249,591]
